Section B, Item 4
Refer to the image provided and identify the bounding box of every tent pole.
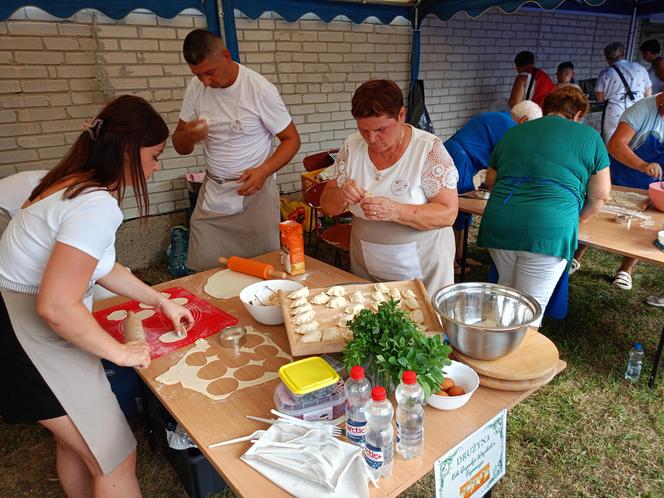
[626,1,639,61]
[203,0,222,37]
[410,3,421,83]
[220,0,240,61]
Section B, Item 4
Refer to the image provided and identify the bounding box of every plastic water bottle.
[395,370,425,459]
[166,225,191,277]
[363,386,394,480]
[345,366,372,447]
[624,342,644,383]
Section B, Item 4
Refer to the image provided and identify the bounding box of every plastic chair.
[302,148,339,172]
[303,182,352,266]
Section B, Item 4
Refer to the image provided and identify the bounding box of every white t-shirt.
[179,64,292,178]
[596,60,652,108]
[333,126,459,219]
[619,95,664,149]
[0,189,122,294]
[0,170,48,217]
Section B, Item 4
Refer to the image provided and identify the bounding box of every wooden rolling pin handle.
[123,311,146,343]
[218,257,229,266]
[267,268,288,279]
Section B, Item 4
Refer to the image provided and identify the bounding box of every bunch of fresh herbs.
[342,299,451,397]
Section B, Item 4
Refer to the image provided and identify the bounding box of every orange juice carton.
[279,220,305,275]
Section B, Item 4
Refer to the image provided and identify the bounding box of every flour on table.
[107,310,128,321]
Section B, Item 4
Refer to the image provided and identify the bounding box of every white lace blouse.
[333,126,457,219]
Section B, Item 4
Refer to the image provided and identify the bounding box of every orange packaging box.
[279,220,305,275]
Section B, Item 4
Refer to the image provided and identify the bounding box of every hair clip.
[82,118,104,141]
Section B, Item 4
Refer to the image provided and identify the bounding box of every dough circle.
[158,330,186,343]
[107,310,128,321]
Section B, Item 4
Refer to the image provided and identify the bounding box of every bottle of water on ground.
[395,370,425,459]
[363,386,394,480]
[345,365,372,447]
[624,342,644,384]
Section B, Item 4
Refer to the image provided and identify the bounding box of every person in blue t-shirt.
[445,101,543,271]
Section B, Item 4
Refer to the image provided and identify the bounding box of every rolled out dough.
[159,330,186,343]
[204,269,262,299]
[107,310,128,321]
[170,297,188,306]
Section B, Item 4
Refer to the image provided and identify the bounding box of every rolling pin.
[123,311,146,343]
[218,256,288,279]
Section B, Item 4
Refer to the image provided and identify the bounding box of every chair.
[303,181,352,268]
[302,148,339,172]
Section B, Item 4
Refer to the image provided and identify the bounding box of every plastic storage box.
[278,356,340,402]
[274,379,347,424]
[143,388,227,498]
[102,359,140,417]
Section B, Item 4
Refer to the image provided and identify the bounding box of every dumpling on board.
[301,329,322,343]
[294,321,319,334]
[403,289,417,300]
[350,291,365,304]
[322,327,340,341]
[374,282,389,294]
[372,291,386,302]
[290,303,313,316]
[405,298,420,310]
[327,296,347,309]
[410,309,424,323]
[390,288,401,301]
[288,287,309,300]
[337,314,354,328]
[310,292,331,305]
[289,297,308,308]
[345,304,364,315]
[292,310,315,325]
[327,285,346,296]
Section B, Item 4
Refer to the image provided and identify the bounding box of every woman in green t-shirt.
[477,86,611,326]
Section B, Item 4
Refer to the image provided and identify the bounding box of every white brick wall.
[0,7,641,218]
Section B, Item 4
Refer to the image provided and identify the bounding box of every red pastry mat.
[93,287,238,359]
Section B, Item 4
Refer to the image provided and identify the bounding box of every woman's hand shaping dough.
[160,299,195,338]
[340,179,366,205]
[361,195,398,222]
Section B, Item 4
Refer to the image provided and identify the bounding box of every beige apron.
[187,175,281,271]
[350,217,455,296]
[1,289,136,475]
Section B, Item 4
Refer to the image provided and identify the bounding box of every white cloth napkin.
[241,423,373,498]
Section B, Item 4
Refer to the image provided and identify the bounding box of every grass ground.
[1,228,662,497]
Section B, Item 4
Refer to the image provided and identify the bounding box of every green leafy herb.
[342,299,451,398]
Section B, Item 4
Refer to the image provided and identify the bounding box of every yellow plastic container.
[278,357,340,401]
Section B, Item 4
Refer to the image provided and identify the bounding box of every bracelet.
[157,296,169,310]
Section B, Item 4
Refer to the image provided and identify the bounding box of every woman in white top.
[0,95,194,497]
[320,80,459,295]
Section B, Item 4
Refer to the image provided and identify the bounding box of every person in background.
[173,29,300,271]
[596,42,652,143]
[477,86,611,327]
[320,80,459,295]
[639,39,664,95]
[556,61,581,90]
[508,51,555,108]
[0,96,194,498]
[444,101,543,273]
[571,92,664,290]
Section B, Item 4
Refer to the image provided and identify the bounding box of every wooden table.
[96,252,564,497]
[457,185,664,387]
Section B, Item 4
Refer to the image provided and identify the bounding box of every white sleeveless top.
[333,125,458,219]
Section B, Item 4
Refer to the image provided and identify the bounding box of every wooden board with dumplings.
[279,279,442,356]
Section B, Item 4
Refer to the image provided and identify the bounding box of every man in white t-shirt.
[596,42,652,143]
[173,30,301,270]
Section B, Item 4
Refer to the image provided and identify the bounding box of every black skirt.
[0,294,65,423]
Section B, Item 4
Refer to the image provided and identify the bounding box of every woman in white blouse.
[0,96,194,497]
[321,79,459,294]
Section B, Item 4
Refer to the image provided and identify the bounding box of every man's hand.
[237,166,268,196]
[184,118,209,143]
[173,118,208,155]
[641,162,663,179]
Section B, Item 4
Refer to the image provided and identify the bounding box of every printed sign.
[434,410,507,498]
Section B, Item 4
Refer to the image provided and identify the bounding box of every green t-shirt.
[477,115,609,262]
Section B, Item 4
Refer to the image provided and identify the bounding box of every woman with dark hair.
[477,86,611,326]
[320,79,459,294]
[0,95,194,497]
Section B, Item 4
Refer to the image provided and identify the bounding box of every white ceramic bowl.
[426,360,480,410]
[239,279,303,325]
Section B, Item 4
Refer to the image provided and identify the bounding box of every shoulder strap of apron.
[525,69,536,100]
[609,64,635,101]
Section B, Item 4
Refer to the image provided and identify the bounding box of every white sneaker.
[646,294,664,307]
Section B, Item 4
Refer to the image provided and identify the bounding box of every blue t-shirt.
[619,95,664,149]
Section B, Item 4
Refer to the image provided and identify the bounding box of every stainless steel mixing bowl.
[431,282,542,360]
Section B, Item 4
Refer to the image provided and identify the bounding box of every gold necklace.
[374,125,405,181]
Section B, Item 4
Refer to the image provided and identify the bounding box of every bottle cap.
[371,386,386,401]
[634,342,643,351]
[402,370,417,384]
[350,365,365,380]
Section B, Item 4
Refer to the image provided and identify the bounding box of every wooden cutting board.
[477,359,567,391]
[453,328,559,381]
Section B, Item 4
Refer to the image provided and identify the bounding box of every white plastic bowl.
[426,360,480,410]
[239,279,303,325]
